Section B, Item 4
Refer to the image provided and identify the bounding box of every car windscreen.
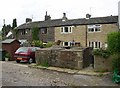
[15,47,28,53]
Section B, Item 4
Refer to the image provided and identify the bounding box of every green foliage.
[112,54,120,70]
[5,53,11,59]
[32,40,54,48]
[41,59,49,67]
[93,49,111,58]
[31,27,39,40]
[12,18,17,29]
[32,40,43,47]
[2,24,12,39]
[107,32,120,54]
[45,42,53,48]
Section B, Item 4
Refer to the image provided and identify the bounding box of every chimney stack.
[26,18,32,23]
[62,13,68,21]
[45,11,51,21]
[86,14,91,19]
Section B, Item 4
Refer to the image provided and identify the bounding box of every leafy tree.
[31,27,39,40]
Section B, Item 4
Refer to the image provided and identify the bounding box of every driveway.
[2,61,119,86]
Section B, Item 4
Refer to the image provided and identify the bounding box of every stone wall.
[35,47,92,70]
[94,56,113,71]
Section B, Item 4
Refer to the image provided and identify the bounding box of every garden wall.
[94,56,113,71]
[35,47,92,70]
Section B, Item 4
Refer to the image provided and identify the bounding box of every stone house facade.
[16,12,119,48]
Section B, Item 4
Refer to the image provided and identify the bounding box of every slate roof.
[17,16,118,29]
[2,39,20,44]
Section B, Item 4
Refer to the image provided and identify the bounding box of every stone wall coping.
[60,49,82,52]
[36,47,84,51]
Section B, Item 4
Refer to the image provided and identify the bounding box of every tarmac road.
[1,61,119,86]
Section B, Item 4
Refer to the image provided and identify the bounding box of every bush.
[93,49,111,58]
[45,42,53,48]
[32,40,43,47]
[112,54,120,70]
[5,53,11,61]
[107,32,120,54]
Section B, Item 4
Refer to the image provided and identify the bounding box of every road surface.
[1,61,119,86]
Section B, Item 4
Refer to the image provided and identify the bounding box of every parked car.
[14,47,40,64]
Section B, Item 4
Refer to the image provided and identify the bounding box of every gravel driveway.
[2,61,119,86]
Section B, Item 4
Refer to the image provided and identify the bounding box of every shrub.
[107,32,120,54]
[45,42,53,48]
[112,54,120,70]
[5,52,11,61]
[93,49,111,58]
[32,40,43,47]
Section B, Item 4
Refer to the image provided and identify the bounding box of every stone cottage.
[16,12,119,49]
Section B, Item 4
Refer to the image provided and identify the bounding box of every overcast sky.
[0,0,120,29]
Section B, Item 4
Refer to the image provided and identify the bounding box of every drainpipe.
[85,25,87,47]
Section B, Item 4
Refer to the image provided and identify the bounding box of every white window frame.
[61,26,73,34]
[89,41,101,49]
[63,42,71,46]
[88,24,101,33]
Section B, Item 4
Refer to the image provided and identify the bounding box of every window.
[21,30,26,35]
[88,24,101,32]
[61,26,73,34]
[61,27,63,32]
[89,41,101,48]
[63,42,71,46]
[64,42,68,46]
[69,27,72,33]
[64,27,69,32]
[41,28,47,34]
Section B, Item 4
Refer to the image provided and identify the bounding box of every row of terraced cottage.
[16,12,119,49]
[16,12,119,70]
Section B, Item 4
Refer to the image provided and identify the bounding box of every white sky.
[0,0,120,29]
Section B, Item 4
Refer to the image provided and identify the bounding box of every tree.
[12,18,18,38]
[2,24,12,40]
[31,27,39,40]
[12,18,17,29]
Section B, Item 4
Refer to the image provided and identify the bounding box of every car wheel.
[16,60,20,63]
[28,58,33,64]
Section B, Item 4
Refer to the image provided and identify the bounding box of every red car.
[14,47,40,64]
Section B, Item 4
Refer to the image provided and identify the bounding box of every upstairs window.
[21,29,27,35]
[88,24,101,33]
[64,27,69,32]
[41,28,47,34]
[61,26,73,34]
